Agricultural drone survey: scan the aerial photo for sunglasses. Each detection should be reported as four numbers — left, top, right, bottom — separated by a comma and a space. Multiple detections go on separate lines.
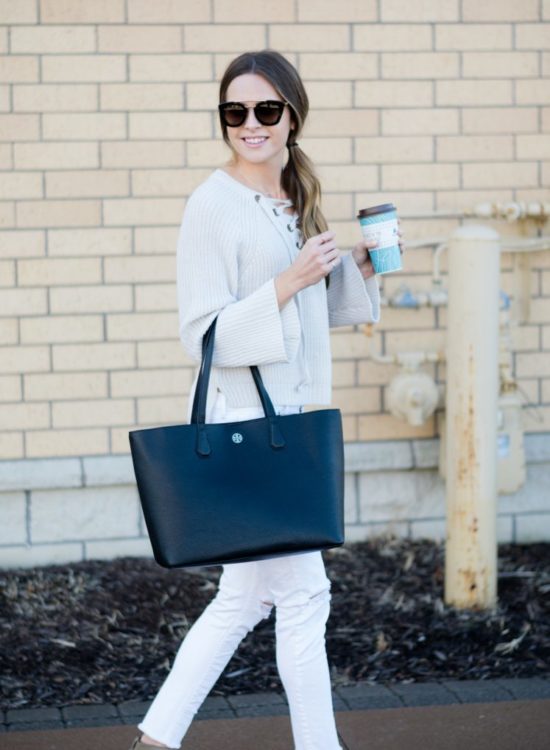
218, 100, 289, 128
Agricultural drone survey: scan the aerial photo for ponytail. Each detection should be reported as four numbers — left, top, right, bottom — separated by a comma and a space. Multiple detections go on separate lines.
282, 141, 328, 241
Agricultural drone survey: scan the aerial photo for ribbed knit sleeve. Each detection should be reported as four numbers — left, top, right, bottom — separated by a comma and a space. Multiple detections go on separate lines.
327, 252, 381, 327
177, 185, 301, 367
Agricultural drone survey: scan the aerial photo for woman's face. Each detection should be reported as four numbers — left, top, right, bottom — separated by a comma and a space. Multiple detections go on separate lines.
223, 73, 293, 170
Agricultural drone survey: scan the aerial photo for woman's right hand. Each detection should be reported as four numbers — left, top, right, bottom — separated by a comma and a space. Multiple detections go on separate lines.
275, 231, 341, 309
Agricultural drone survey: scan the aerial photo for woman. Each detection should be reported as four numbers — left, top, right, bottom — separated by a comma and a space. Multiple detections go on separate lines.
131, 50, 397, 750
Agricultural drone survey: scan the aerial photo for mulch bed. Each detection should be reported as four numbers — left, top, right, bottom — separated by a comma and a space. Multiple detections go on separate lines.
1, 538, 549, 709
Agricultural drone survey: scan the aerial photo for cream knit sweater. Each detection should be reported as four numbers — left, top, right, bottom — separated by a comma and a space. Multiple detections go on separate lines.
177, 168, 380, 408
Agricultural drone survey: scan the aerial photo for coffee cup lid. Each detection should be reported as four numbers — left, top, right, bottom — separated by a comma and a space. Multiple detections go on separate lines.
357, 203, 396, 219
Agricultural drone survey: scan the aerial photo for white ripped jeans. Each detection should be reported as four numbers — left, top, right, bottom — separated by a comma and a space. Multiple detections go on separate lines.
138, 391, 342, 750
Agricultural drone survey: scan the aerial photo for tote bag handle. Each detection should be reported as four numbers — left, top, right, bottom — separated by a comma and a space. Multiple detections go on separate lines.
190, 317, 285, 456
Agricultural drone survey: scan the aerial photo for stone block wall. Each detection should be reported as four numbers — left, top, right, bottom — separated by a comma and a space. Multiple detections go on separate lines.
1, 1, 549, 565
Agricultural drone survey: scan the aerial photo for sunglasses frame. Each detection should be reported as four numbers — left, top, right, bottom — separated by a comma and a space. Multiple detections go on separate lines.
218, 100, 290, 128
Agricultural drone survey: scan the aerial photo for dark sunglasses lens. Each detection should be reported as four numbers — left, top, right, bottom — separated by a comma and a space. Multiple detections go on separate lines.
255, 102, 284, 125
220, 104, 246, 127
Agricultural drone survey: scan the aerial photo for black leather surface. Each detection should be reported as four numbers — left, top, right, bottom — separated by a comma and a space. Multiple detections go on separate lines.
129, 318, 345, 568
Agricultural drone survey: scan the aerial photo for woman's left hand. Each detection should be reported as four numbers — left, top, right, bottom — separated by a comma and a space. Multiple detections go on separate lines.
352, 220, 405, 278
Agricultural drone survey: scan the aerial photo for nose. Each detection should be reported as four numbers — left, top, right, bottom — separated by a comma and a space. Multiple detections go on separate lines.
243, 106, 260, 128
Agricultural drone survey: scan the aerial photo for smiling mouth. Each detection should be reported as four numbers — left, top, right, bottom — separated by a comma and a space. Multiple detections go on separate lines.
242, 137, 268, 145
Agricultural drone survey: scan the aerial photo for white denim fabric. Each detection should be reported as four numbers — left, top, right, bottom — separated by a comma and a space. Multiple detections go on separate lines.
137, 391, 342, 750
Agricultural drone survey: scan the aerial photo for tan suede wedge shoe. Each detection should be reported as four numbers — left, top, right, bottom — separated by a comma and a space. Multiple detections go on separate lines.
128, 737, 174, 750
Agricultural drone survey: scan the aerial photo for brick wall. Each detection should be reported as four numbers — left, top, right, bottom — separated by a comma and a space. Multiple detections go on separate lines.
1, 1, 549, 565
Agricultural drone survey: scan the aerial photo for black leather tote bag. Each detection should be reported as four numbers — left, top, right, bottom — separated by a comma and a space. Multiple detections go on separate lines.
129, 317, 345, 568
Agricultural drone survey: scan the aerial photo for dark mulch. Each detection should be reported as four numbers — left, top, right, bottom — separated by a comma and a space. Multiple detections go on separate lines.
0, 538, 549, 710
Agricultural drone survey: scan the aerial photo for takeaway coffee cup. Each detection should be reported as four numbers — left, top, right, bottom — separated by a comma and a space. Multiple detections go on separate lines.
357, 203, 401, 274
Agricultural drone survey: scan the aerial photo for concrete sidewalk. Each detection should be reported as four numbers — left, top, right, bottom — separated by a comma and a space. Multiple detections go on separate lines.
1, 679, 549, 750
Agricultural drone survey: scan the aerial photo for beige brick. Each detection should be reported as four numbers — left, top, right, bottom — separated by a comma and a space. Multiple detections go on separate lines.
18, 257, 101, 287
437, 135, 513, 162
358, 359, 399, 386
0, 375, 21, 401
517, 353, 550, 378
320, 193, 354, 221
98, 25, 181, 54
435, 23, 512, 50
53, 342, 135, 372
318, 164, 377, 192
102, 140, 185, 168
383, 163, 459, 191
0, 431, 24, 458
378, 307, 436, 331
27, 428, 108, 457
383, 52, 459, 80
110, 425, 139, 453
135, 284, 178, 312
25, 372, 107, 401
14, 84, 97, 113
299, 138, 352, 165
327, 221, 360, 247
436, 80, 512, 107
16, 200, 100, 227
104, 255, 174, 283
516, 80, 550, 106
356, 80, 432, 108
509, 324, 540, 352
0, 143, 11, 167
137, 395, 188, 424
20, 315, 103, 344
137, 340, 193, 368
299, 0, 375, 21
0, 259, 15, 286
0, 201, 15, 228
128, 0, 211, 22
0, 172, 42, 201
0, 55, 39, 83
544, 53, 550, 77
463, 0, 539, 21
186, 24, 266, 52
42, 54, 126, 82
0, 402, 49, 430
3, 288, 47, 315
186, 138, 235, 167
305, 81, 354, 110
543, 108, 550, 132
330, 331, 371, 359
187, 81, 223, 110
341, 415, 357, 441
356, 136, 432, 164
528, 298, 550, 323
43, 113, 126, 140
50, 285, 133, 314
14, 142, 98, 169
331, 361, 356, 388
543, 273, 550, 295
0, 0, 37, 22
545, 0, 550, 20
517, 135, 550, 161
111, 367, 193, 398
131, 168, 210, 197
213, 52, 298, 81
0, 84, 8, 111
382, 0, 458, 21
463, 52, 539, 78
130, 53, 212, 82
11, 26, 96, 53
0, 114, 40, 142
462, 107, 538, 134
48, 228, 131, 257
215, 0, 293, 22
332, 386, 381, 414
53, 398, 134, 428
107, 311, 178, 341
385, 330, 446, 354
1, 230, 45, 258
0, 319, 17, 345
543, 379, 550, 403
41, 0, 124, 23
135, 226, 179, 255
300, 53, 376, 81
463, 162, 538, 189
129, 111, 210, 139
382, 108, 458, 136
359, 413, 435, 440
101, 83, 183, 111
354, 24, 432, 51
269, 25, 349, 52
103, 197, 184, 226
46, 170, 129, 199
0, 28, 6, 54
305, 109, 378, 138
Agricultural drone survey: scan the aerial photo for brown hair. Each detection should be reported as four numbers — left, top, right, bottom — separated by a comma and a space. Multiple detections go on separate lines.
218, 50, 328, 242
